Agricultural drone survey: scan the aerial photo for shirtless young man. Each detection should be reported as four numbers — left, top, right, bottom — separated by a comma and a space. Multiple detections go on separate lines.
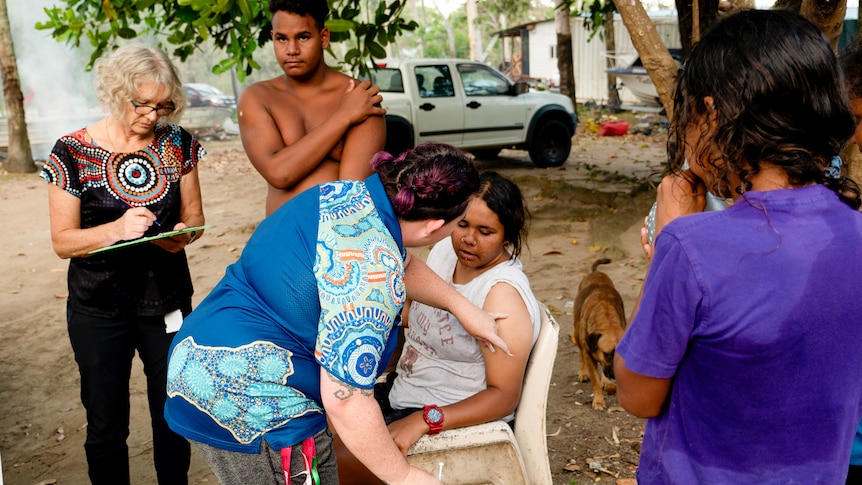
239, 0, 387, 215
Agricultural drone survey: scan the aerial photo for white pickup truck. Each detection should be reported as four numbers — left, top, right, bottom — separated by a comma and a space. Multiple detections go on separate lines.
372, 59, 578, 167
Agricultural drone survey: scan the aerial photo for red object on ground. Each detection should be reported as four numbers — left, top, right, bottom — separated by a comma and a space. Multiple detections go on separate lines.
599, 120, 628, 136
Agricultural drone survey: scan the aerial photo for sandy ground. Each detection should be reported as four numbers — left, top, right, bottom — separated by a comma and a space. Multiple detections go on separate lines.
0, 121, 668, 485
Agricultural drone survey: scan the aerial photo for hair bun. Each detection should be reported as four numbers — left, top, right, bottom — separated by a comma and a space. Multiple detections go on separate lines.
370, 151, 395, 171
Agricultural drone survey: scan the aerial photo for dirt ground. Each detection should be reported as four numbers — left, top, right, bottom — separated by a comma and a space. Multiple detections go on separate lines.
0, 115, 668, 485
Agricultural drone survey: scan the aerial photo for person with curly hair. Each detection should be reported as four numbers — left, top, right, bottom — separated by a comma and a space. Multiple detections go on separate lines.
41, 44, 206, 484
615, 10, 862, 484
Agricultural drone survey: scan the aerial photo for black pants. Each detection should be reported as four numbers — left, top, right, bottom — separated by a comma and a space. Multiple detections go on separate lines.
848, 465, 862, 484
373, 372, 421, 424
68, 310, 190, 485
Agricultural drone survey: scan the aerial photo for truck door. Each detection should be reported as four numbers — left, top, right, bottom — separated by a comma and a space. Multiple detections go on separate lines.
456, 63, 528, 148
411, 65, 464, 146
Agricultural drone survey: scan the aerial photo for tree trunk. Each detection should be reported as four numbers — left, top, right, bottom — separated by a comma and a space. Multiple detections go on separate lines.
857, 21, 862, 195
615, 0, 678, 116
230, 65, 241, 102
0, 0, 34, 173
800, 0, 846, 50
675, 0, 719, 58
435, 5, 457, 58
857, 4, 861, 40
604, 11, 620, 109
799, 0, 851, 178
773, 0, 803, 11
718, 0, 755, 16
466, 0, 479, 61
555, 0, 576, 106
841, 145, 862, 187
691, 0, 700, 43
414, 0, 426, 57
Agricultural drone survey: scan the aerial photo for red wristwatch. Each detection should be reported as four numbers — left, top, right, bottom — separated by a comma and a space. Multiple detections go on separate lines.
423, 404, 444, 435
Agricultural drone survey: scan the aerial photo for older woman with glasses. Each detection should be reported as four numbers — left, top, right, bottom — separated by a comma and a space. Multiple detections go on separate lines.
40, 44, 206, 484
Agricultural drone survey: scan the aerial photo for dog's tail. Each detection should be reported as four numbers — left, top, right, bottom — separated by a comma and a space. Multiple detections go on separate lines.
591, 258, 612, 272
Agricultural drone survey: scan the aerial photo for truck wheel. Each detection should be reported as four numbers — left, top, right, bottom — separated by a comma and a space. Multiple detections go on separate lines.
471, 148, 502, 160
384, 123, 413, 157
529, 120, 571, 168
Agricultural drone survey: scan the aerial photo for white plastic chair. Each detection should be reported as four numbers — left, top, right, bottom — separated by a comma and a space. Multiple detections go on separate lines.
406, 304, 560, 485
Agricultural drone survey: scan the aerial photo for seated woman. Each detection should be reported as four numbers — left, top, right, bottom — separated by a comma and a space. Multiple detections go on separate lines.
337, 171, 541, 483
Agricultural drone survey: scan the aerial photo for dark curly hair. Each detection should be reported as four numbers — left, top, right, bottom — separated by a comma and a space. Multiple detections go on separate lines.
371, 143, 479, 223
840, 36, 862, 100
269, 0, 329, 30
474, 171, 530, 261
669, 9, 860, 209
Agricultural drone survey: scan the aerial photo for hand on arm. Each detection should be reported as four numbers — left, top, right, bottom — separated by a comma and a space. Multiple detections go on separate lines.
238, 79, 386, 192
337, 80, 387, 127
388, 283, 534, 453
48, 184, 157, 258
337, 95, 385, 182
320, 369, 441, 485
403, 255, 511, 355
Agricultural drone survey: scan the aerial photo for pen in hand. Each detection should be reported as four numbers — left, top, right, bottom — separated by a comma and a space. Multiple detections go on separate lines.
119, 199, 160, 227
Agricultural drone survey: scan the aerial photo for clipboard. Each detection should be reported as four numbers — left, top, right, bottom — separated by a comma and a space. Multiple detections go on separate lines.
88, 225, 212, 254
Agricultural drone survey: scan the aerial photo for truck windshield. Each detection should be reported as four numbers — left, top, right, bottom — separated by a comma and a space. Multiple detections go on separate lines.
367, 68, 404, 93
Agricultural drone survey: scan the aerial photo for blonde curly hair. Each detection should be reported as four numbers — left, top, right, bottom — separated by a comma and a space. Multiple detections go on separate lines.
94, 44, 187, 125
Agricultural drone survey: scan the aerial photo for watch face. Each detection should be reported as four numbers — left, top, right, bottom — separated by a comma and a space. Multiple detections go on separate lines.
426, 407, 443, 424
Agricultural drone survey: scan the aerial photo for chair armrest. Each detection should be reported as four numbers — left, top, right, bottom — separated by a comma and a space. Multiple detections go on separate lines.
407, 421, 516, 455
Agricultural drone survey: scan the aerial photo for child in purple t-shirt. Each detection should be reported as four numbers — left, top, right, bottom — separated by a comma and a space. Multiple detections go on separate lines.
839, 33, 862, 485
615, 9, 862, 484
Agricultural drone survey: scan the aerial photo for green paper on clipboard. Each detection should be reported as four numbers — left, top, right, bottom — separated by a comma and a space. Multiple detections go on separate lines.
88, 225, 212, 254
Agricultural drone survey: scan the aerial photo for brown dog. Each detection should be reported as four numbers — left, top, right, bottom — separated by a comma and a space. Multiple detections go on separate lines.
571, 258, 626, 410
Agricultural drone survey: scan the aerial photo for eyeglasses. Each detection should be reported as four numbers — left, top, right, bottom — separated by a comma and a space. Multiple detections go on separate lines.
130, 100, 176, 116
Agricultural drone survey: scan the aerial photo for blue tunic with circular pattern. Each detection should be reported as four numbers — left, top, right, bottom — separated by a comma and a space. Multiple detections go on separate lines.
165, 176, 404, 453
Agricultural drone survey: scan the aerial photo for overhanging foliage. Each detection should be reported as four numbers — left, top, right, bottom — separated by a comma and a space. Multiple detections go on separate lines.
35, 0, 418, 79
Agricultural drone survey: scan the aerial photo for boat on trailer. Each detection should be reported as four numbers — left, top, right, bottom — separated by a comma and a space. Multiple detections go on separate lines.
605, 49, 682, 108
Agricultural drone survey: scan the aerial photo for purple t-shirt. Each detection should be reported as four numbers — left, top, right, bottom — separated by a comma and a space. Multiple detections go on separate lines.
618, 184, 862, 484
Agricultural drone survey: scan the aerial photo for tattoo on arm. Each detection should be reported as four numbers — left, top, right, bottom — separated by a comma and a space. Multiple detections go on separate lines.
326, 372, 374, 400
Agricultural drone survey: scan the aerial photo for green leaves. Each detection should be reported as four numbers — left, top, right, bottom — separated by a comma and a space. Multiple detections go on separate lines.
117, 27, 137, 39
325, 19, 356, 32
37, 0, 413, 77
573, 0, 618, 41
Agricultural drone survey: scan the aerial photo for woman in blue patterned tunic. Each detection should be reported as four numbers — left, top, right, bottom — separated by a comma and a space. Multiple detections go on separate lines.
41, 45, 205, 483
165, 143, 505, 485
